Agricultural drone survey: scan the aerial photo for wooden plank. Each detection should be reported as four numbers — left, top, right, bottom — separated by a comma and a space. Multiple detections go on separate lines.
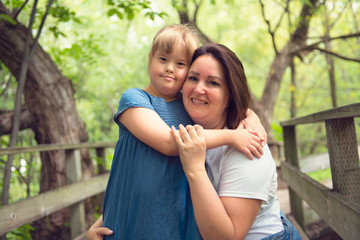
325, 118, 360, 205
282, 125, 305, 227
0, 173, 109, 235
66, 149, 86, 239
281, 102, 360, 127
282, 126, 299, 168
281, 162, 360, 239
0, 142, 116, 156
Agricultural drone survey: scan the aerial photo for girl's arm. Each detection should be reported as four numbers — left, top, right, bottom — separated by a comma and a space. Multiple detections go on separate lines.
171, 125, 262, 239
119, 107, 263, 159
87, 215, 113, 240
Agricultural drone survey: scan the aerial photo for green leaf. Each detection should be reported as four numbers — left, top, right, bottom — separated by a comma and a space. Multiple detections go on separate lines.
0, 14, 17, 25
107, 8, 123, 19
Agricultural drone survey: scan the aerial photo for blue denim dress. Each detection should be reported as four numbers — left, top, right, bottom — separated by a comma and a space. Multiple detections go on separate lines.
102, 89, 201, 240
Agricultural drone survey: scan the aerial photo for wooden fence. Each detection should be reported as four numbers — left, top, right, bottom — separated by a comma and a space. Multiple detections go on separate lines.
280, 102, 360, 239
1, 103, 360, 239
0, 142, 115, 239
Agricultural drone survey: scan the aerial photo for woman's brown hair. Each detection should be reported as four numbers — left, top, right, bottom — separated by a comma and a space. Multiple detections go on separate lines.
190, 43, 252, 129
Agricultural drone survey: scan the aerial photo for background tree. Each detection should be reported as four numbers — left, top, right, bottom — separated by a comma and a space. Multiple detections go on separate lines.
0, 1, 94, 238
0, 0, 165, 239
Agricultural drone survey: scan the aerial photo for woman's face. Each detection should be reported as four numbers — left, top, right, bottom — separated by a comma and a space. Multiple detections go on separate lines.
182, 54, 230, 129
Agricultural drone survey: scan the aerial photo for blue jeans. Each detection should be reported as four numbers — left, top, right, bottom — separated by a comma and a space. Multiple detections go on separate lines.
261, 211, 302, 240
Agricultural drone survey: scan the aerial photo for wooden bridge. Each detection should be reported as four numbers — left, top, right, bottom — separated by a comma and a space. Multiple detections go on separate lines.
1, 103, 359, 239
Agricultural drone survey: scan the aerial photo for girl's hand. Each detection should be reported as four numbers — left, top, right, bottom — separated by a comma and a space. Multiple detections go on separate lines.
230, 129, 263, 160
87, 226, 113, 240
171, 124, 206, 174
239, 109, 267, 144
87, 215, 113, 240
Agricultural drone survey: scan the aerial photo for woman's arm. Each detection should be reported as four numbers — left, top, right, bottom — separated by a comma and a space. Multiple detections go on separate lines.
119, 107, 263, 158
171, 125, 262, 239
87, 215, 113, 240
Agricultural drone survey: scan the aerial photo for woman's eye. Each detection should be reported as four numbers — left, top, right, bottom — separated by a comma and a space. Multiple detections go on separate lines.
209, 81, 219, 86
188, 76, 198, 81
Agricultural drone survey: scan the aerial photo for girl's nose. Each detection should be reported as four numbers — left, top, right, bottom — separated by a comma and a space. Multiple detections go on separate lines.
165, 63, 174, 73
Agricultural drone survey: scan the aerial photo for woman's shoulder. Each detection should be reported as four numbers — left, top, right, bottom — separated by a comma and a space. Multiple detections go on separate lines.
224, 144, 274, 166
220, 144, 276, 181
218, 144, 277, 201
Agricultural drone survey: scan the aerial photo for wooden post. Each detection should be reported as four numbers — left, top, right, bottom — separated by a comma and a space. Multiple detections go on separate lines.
325, 118, 360, 205
96, 147, 107, 174
65, 149, 86, 239
282, 125, 305, 228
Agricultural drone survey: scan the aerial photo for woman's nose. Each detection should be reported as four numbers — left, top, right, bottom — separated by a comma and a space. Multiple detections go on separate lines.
194, 82, 205, 94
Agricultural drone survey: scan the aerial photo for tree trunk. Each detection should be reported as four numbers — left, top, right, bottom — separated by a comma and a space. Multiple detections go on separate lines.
253, 0, 319, 138
324, 6, 337, 108
0, 2, 94, 239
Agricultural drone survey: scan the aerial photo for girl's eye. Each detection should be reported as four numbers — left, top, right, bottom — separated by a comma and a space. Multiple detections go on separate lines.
159, 57, 166, 62
187, 76, 198, 81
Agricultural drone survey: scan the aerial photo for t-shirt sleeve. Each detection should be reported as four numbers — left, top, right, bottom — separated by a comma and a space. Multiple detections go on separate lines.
218, 144, 276, 202
113, 88, 155, 125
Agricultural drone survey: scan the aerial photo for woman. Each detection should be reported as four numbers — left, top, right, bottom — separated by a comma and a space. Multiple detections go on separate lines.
172, 43, 301, 239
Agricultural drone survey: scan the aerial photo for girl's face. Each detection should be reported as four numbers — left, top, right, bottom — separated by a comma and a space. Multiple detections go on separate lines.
147, 44, 189, 101
182, 54, 230, 129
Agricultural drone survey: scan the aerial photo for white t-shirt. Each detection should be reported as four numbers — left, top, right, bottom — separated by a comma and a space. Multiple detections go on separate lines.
206, 144, 284, 240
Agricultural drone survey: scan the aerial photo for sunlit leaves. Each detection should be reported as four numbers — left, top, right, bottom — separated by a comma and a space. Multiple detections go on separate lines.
145, 11, 167, 20
0, 14, 17, 25
107, 0, 167, 20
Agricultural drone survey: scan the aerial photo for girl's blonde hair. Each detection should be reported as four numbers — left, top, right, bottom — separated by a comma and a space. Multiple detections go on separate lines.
148, 24, 199, 64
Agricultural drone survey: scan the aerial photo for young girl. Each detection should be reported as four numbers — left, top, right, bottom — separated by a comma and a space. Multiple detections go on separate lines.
88, 25, 266, 240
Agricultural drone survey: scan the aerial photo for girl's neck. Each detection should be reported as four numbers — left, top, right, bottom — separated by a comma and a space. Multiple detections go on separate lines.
143, 85, 180, 102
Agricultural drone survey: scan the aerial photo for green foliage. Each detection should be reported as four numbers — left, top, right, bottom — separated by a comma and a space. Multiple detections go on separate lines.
271, 123, 283, 142
107, 0, 167, 20
0, 13, 17, 25
7, 224, 34, 240
39, 2, 81, 38
307, 168, 332, 182
3, 0, 24, 8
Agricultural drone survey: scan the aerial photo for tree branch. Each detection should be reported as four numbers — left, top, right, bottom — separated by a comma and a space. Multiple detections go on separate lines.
300, 32, 360, 52
13, 0, 29, 20
259, 0, 278, 54
314, 47, 360, 62
0, 107, 34, 136
29, 0, 55, 58
192, 0, 202, 25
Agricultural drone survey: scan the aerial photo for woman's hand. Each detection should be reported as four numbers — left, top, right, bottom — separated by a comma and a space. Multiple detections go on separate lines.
87, 215, 113, 240
171, 124, 207, 174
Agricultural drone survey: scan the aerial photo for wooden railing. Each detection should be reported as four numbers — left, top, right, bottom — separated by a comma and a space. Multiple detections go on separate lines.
280, 103, 360, 239
0, 142, 116, 239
